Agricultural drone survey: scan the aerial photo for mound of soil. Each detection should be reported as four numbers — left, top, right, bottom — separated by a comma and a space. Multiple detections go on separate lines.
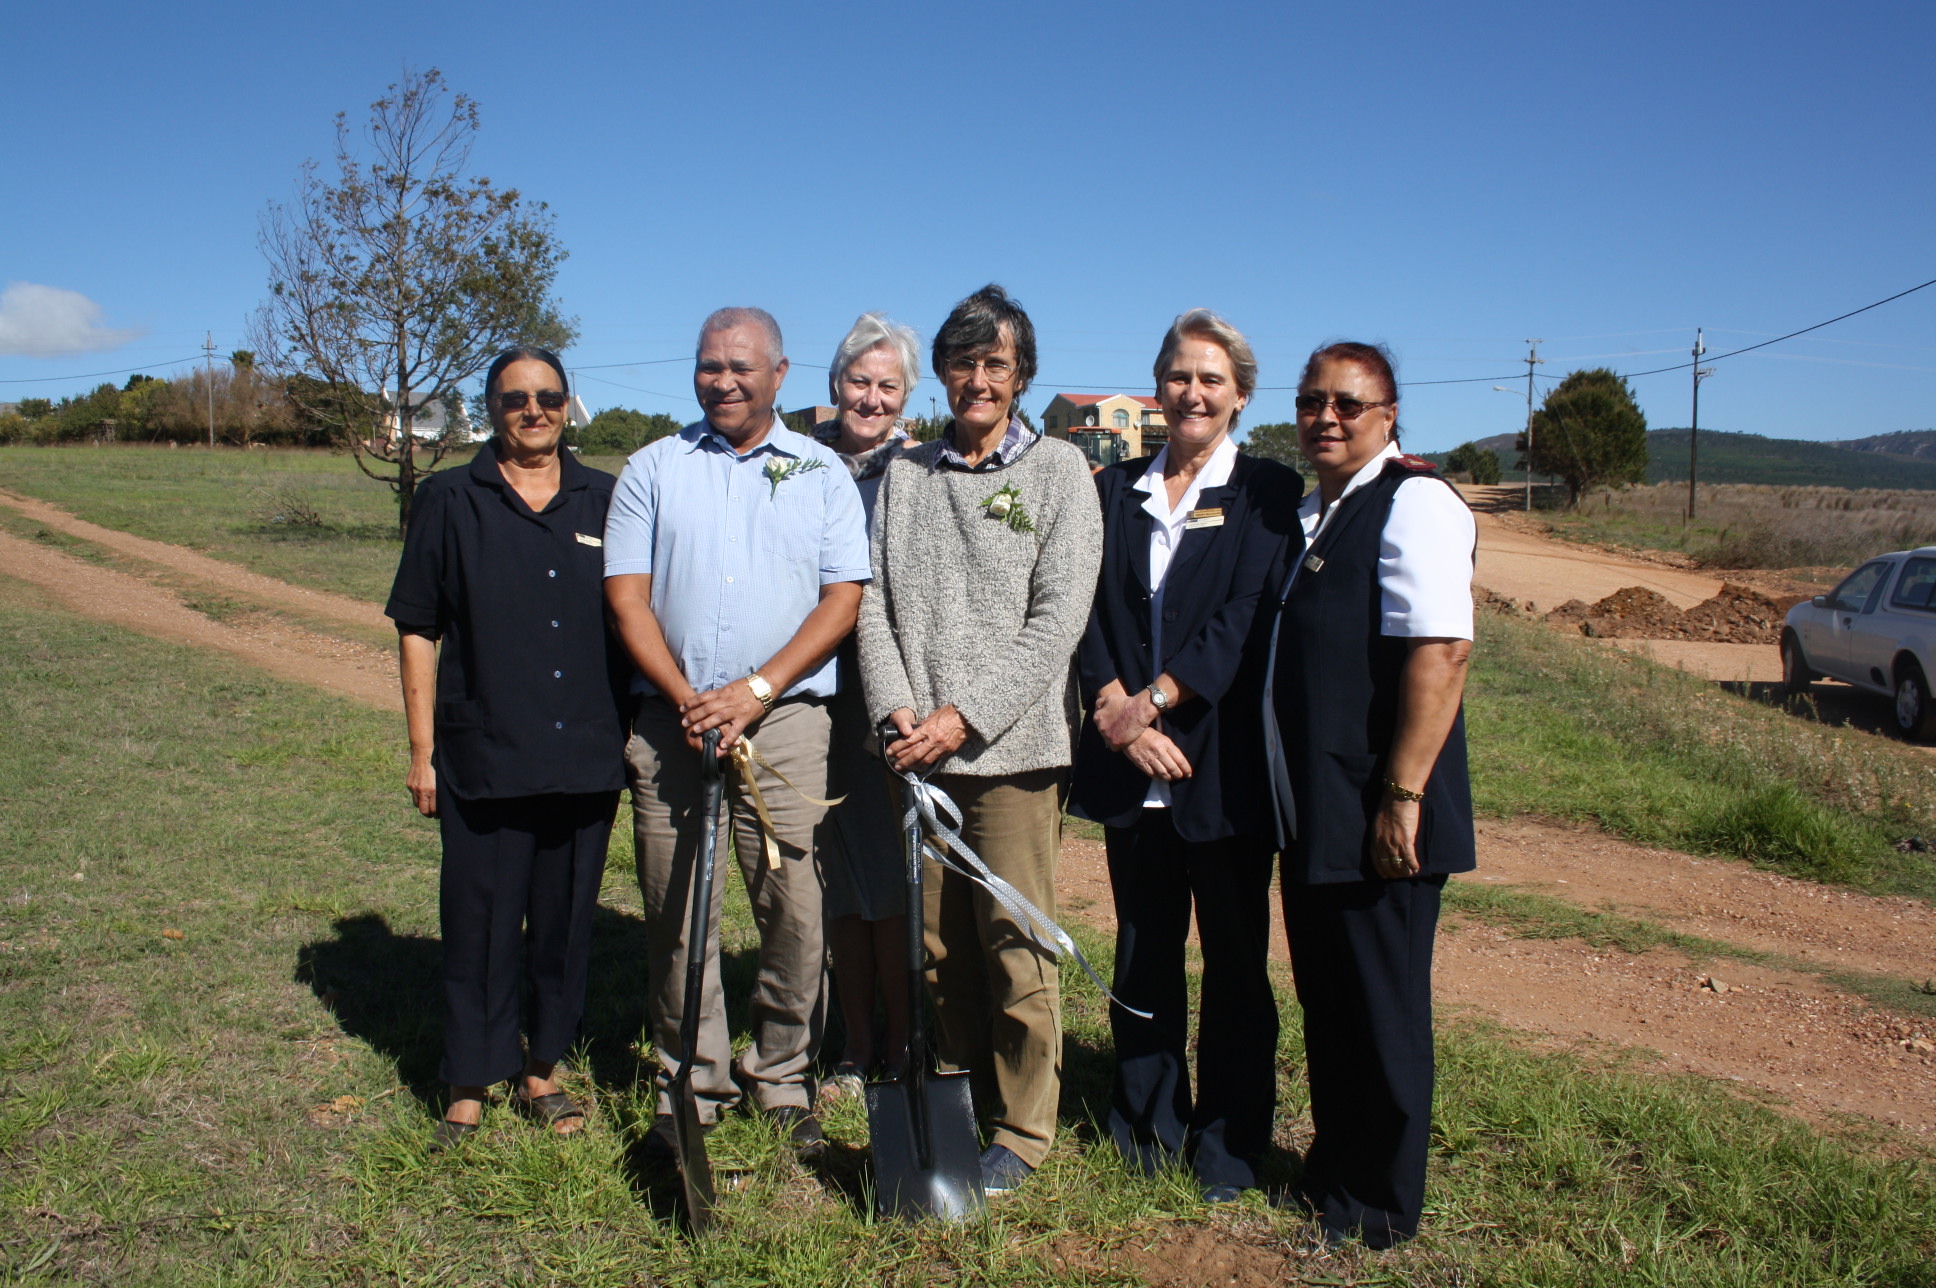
1545, 598, 1593, 626
1682, 583, 1786, 643
1544, 583, 1784, 644
1575, 586, 1687, 639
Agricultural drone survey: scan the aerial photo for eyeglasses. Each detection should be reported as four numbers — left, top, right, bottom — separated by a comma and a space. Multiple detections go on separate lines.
496, 389, 568, 412
945, 356, 1017, 384
1294, 393, 1391, 421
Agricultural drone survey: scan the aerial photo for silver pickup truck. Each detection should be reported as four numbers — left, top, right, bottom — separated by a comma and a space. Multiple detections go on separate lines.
1782, 547, 1936, 740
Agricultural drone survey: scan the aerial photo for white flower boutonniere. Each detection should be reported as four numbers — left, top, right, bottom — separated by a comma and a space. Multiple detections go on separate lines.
981, 483, 1035, 533
763, 455, 826, 499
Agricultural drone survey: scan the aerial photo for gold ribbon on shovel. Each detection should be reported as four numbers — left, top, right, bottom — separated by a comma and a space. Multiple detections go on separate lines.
727, 736, 844, 869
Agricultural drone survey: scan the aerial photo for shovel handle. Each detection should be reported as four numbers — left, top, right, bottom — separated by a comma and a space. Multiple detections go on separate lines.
701, 727, 722, 777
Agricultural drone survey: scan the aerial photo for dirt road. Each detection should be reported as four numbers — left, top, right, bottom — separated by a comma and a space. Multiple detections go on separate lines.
1454, 487, 1783, 683
1061, 824, 1936, 1140
0, 488, 388, 635
0, 521, 399, 711
0, 492, 1930, 1140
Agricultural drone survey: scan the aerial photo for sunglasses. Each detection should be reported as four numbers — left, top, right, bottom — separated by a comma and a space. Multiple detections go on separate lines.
1294, 393, 1391, 421
496, 389, 568, 411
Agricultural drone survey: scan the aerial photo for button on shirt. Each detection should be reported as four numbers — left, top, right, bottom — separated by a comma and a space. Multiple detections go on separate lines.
1132, 435, 1239, 807
383, 440, 628, 800
603, 418, 871, 699
1291, 441, 1476, 640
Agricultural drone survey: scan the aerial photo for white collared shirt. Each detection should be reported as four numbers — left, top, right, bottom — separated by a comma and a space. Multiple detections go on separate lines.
1131, 435, 1239, 806
1291, 441, 1476, 640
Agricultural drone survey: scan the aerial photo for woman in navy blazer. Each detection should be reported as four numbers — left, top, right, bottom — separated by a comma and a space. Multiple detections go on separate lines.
1071, 310, 1301, 1199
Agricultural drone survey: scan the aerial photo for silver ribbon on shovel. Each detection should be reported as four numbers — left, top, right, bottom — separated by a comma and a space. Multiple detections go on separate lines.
894, 769, 1152, 1021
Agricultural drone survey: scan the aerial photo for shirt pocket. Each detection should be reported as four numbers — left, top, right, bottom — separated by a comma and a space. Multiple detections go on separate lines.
760, 487, 823, 560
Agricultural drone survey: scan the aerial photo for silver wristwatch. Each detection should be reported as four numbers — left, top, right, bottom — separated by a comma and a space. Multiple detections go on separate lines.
1145, 683, 1171, 711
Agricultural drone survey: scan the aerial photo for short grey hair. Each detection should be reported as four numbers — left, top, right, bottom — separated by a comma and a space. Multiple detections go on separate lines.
829, 312, 921, 402
1153, 308, 1258, 430
697, 306, 784, 366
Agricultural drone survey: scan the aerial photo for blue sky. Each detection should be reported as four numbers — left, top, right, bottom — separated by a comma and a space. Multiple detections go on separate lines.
4, 0, 1932, 452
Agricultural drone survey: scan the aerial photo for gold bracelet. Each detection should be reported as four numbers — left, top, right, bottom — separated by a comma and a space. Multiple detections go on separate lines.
745, 672, 776, 712
1384, 778, 1426, 803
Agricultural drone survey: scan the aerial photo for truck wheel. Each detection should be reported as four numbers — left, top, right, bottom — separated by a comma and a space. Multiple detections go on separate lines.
1780, 634, 1813, 700
1894, 661, 1936, 742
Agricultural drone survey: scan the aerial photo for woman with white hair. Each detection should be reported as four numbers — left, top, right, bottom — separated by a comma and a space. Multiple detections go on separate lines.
814, 312, 921, 1086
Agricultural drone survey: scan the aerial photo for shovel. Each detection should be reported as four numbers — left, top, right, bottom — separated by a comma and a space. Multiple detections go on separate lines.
865, 720, 985, 1221
670, 727, 725, 1232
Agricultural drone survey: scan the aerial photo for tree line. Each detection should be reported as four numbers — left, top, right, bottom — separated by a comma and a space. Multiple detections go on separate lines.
0, 354, 335, 447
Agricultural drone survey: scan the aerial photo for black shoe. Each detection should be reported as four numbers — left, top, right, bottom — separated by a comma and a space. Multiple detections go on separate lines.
430, 1118, 479, 1153
764, 1105, 827, 1157
979, 1143, 1033, 1194
642, 1113, 715, 1163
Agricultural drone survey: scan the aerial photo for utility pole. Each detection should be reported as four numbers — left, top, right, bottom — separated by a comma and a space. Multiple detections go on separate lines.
203, 331, 217, 449
1688, 329, 1715, 520
1522, 340, 1544, 511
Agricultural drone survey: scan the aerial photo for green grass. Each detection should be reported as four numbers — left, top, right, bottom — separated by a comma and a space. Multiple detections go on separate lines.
0, 445, 635, 605
1467, 607, 1936, 902
1, 581, 1935, 1282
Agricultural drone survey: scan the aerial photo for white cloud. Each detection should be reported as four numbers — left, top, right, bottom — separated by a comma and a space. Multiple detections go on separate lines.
0, 282, 144, 357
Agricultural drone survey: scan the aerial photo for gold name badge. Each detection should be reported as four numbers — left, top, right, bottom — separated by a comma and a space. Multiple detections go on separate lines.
1303, 553, 1325, 573
575, 533, 603, 547
1183, 507, 1225, 530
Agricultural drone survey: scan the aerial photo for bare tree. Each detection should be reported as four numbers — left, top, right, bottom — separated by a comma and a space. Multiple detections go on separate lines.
255, 68, 573, 535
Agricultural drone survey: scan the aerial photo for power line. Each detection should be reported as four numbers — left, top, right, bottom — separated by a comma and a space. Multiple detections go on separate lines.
572, 371, 693, 402
1604, 276, 1936, 381
0, 354, 210, 385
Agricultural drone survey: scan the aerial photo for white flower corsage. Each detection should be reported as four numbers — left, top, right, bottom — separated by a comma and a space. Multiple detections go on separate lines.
763, 455, 826, 498
981, 483, 1035, 533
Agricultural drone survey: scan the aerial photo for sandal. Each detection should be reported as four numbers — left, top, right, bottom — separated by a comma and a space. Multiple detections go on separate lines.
431, 1118, 480, 1152
518, 1090, 586, 1133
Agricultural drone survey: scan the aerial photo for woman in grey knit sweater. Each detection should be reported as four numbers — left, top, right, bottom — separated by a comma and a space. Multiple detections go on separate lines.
855, 284, 1102, 1194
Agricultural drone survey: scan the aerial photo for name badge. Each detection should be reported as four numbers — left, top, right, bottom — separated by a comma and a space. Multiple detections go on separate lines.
1183, 507, 1225, 530
1303, 553, 1325, 574
575, 532, 603, 547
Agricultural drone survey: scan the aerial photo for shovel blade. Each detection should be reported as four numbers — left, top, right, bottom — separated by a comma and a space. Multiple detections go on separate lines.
671, 1087, 716, 1231
864, 1071, 985, 1221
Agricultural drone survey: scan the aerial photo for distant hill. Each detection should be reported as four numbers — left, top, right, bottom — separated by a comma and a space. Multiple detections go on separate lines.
1835, 430, 1936, 462
1427, 428, 1936, 492
1645, 429, 1936, 489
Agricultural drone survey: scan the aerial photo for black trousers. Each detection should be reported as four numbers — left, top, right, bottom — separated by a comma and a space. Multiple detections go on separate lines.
1282, 873, 1445, 1248
438, 791, 619, 1087
1105, 812, 1278, 1188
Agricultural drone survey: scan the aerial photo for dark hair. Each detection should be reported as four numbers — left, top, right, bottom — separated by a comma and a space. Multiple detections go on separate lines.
485, 345, 569, 399
1299, 340, 1401, 443
932, 284, 1037, 397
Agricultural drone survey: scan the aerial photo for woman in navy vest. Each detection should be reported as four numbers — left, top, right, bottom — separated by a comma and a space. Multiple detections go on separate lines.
1072, 310, 1302, 1201
1261, 341, 1476, 1246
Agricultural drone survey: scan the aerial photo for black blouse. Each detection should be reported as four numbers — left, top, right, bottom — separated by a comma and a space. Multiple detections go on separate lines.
384, 440, 628, 800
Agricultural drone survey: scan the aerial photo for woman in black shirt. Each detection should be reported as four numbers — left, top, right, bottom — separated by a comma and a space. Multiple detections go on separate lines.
385, 346, 627, 1149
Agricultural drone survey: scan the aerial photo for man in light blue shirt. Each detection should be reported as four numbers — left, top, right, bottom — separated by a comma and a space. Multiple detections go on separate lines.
605, 307, 869, 1153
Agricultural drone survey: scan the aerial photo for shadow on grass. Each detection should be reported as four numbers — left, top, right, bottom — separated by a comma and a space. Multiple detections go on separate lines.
295, 905, 762, 1118
1722, 677, 1916, 745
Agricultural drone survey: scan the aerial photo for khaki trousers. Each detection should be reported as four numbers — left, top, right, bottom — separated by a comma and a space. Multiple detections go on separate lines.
924, 768, 1064, 1167
627, 697, 831, 1118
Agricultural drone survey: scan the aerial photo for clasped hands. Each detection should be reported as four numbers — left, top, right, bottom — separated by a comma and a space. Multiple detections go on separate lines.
678, 678, 767, 756
1092, 680, 1191, 783
884, 704, 969, 772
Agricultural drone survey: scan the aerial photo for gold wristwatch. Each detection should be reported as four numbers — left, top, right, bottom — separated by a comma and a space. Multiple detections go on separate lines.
745, 672, 776, 712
